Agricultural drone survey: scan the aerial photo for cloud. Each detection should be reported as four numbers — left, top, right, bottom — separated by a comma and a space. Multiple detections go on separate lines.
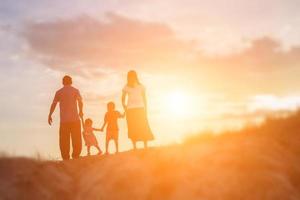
203, 37, 300, 72
22, 14, 300, 71
21, 14, 300, 96
22, 13, 193, 74
248, 95, 300, 111
191, 37, 300, 95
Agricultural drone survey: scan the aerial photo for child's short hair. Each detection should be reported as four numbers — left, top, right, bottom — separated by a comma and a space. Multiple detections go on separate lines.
85, 118, 93, 126
107, 101, 115, 110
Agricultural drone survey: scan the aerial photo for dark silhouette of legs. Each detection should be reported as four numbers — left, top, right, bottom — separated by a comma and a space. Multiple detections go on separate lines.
114, 140, 119, 153
87, 146, 91, 156
87, 145, 101, 156
59, 121, 81, 160
106, 139, 118, 154
132, 140, 137, 150
59, 123, 71, 160
144, 140, 148, 149
70, 121, 82, 159
95, 145, 102, 154
105, 139, 109, 154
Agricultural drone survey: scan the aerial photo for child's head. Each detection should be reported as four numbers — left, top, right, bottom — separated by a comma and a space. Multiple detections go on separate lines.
84, 118, 93, 127
107, 101, 115, 111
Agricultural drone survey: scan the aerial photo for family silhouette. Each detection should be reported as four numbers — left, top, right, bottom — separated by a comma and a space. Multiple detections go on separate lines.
48, 70, 154, 160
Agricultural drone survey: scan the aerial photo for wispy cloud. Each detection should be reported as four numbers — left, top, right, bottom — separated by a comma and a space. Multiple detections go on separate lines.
22, 13, 193, 75
22, 14, 300, 82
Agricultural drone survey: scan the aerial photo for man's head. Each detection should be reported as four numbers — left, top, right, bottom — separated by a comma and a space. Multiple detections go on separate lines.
62, 75, 72, 86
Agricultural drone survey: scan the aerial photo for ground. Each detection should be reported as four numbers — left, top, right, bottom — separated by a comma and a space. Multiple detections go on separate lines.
1, 112, 300, 200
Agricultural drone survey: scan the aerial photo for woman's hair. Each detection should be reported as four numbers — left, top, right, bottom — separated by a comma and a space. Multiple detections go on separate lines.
127, 70, 140, 87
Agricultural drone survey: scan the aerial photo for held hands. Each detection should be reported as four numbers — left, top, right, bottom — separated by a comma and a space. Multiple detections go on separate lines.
94, 127, 104, 132
121, 111, 126, 118
79, 111, 84, 118
123, 106, 127, 116
123, 105, 127, 112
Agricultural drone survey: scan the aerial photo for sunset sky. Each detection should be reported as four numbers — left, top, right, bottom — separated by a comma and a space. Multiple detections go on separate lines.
1, 0, 300, 158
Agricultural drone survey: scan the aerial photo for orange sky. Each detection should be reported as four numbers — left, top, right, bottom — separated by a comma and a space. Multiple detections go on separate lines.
1, 0, 300, 158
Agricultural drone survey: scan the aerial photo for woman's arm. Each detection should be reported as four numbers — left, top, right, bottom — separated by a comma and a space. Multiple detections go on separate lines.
119, 111, 126, 118
122, 91, 127, 111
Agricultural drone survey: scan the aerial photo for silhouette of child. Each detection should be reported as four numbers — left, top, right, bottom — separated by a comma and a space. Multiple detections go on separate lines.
82, 118, 102, 156
100, 102, 125, 154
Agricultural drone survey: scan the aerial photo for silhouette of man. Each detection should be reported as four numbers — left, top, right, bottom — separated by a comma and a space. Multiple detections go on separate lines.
48, 75, 83, 160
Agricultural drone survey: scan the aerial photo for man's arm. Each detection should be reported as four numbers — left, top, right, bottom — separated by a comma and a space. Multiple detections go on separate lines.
77, 90, 84, 118
48, 92, 59, 126
78, 99, 83, 118
48, 102, 57, 126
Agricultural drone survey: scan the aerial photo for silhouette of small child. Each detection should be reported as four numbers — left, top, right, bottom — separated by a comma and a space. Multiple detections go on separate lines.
100, 102, 125, 154
82, 118, 102, 156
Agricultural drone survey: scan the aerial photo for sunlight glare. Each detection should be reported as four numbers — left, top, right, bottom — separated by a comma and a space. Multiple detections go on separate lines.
165, 91, 191, 118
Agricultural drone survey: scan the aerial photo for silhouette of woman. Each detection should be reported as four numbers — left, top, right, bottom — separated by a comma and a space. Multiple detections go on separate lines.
122, 70, 154, 149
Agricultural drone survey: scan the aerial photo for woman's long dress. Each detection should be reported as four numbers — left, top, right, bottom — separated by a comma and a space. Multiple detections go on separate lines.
123, 84, 154, 141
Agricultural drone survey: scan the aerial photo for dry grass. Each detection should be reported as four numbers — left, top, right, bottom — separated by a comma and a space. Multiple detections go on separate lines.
1, 112, 300, 199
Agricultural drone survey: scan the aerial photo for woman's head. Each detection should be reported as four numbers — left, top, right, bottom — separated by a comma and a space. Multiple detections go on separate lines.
127, 70, 140, 87
85, 118, 93, 127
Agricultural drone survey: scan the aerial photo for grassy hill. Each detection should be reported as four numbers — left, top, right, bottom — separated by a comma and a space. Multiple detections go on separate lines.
1, 111, 300, 200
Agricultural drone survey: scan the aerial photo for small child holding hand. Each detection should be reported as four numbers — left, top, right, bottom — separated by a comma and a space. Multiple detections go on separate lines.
100, 102, 125, 154
81, 118, 102, 156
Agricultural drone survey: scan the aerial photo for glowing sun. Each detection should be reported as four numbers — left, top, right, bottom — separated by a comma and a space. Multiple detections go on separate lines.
165, 91, 190, 117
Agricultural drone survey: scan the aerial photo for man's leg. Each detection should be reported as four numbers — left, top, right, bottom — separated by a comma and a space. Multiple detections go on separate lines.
59, 123, 71, 160
70, 121, 82, 159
